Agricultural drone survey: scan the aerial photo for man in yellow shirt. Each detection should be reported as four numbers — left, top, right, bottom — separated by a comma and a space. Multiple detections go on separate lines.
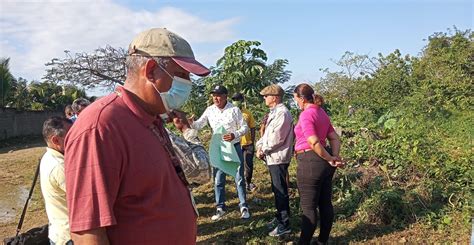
40, 116, 73, 245
231, 93, 257, 192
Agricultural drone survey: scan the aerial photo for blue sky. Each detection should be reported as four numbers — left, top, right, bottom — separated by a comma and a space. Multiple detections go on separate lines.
114, 0, 472, 84
0, 0, 472, 94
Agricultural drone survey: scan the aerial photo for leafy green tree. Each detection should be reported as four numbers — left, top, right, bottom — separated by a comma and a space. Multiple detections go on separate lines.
62, 84, 87, 101
411, 28, 473, 114
182, 77, 208, 116
194, 40, 292, 121
0, 58, 15, 107
315, 53, 375, 125
28, 81, 86, 111
212, 40, 267, 95
210, 40, 290, 97
315, 50, 414, 122
355, 50, 414, 117
263, 59, 292, 85
6, 77, 29, 110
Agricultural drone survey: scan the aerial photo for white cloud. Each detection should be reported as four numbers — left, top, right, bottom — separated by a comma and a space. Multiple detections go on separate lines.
0, 0, 238, 81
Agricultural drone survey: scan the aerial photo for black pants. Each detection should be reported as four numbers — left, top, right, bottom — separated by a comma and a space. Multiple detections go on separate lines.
296, 151, 336, 244
242, 144, 255, 185
268, 164, 290, 229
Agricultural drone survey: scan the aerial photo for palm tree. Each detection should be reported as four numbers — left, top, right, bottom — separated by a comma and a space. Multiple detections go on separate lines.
8, 77, 29, 110
0, 58, 15, 107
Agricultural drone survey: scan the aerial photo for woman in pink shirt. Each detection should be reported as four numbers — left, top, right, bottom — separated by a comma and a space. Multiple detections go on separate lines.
293, 83, 342, 245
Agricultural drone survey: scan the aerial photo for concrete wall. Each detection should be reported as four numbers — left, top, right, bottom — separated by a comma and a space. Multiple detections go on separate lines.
0, 109, 62, 140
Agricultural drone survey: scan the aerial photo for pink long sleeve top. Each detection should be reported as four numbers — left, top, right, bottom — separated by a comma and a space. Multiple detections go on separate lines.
294, 104, 335, 152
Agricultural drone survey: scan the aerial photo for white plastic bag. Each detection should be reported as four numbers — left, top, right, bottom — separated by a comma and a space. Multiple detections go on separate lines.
167, 129, 211, 185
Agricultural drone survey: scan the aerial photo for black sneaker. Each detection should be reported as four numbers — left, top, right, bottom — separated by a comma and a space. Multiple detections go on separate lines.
268, 226, 291, 237
266, 217, 278, 230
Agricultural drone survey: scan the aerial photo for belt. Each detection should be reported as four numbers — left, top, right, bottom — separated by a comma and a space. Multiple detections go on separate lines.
295, 149, 313, 155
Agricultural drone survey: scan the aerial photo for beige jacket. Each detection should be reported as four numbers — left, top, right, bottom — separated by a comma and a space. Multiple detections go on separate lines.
40, 148, 70, 244
256, 103, 294, 165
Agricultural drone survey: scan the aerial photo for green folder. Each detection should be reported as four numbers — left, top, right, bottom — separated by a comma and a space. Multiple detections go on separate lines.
209, 126, 240, 177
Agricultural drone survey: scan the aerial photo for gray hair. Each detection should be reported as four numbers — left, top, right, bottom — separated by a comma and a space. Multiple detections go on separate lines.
275, 95, 283, 104
72, 98, 91, 113
42, 116, 72, 143
125, 55, 170, 77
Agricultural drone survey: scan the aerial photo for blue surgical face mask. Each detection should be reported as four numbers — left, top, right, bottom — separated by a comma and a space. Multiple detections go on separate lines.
152, 67, 193, 112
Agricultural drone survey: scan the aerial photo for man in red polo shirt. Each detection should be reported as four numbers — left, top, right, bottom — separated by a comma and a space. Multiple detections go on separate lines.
64, 28, 210, 244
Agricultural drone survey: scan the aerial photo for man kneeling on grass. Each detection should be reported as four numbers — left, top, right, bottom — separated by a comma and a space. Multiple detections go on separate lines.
40, 116, 73, 245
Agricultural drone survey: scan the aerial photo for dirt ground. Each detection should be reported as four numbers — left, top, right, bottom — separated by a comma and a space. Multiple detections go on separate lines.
0, 137, 48, 237
0, 137, 471, 243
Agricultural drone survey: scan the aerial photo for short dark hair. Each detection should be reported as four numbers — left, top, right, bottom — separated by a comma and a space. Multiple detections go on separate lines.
72, 98, 91, 113
294, 83, 315, 103
231, 92, 244, 101
42, 116, 72, 143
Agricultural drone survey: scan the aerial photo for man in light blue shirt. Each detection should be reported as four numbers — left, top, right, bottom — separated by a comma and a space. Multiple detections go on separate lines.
191, 85, 250, 220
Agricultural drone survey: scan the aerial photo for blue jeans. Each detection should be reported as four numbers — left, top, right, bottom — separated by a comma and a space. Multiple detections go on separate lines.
213, 143, 247, 210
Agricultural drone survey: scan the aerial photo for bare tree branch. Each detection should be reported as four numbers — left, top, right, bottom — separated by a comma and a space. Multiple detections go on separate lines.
44, 45, 127, 90
330, 51, 380, 79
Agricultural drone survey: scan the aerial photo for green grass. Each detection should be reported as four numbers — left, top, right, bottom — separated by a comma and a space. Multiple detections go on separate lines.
195, 157, 471, 244
0, 138, 470, 243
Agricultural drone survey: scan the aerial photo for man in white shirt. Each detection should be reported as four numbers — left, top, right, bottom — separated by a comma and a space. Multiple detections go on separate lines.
40, 116, 73, 245
191, 85, 250, 220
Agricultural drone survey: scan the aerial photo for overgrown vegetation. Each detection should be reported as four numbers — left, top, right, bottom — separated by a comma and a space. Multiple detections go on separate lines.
188, 28, 472, 242
318, 28, 473, 233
